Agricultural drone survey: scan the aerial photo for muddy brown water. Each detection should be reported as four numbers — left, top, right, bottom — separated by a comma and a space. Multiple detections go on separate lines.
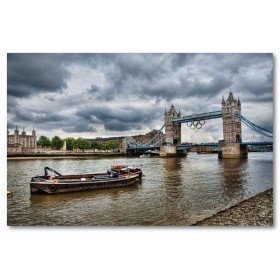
7, 152, 273, 226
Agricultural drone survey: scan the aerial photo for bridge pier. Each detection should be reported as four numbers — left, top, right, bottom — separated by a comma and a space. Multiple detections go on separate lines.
160, 145, 186, 157
218, 143, 248, 159
160, 145, 177, 157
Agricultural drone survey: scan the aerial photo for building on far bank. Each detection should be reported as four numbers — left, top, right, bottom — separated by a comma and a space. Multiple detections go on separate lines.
94, 136, 123, 146
132, 129, 164, 145
89, 129, 165, 148
7, 126, 37, 153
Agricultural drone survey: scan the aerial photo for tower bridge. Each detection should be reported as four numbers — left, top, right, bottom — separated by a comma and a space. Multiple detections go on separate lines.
125, 91, 273, 158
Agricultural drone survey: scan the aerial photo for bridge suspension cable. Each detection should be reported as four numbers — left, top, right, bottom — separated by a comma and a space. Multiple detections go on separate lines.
126, 124, 165, 148
150, 134, 165, 146
237, 114, 273, 138
125, 137, 145, 148
142, 124, 165, 146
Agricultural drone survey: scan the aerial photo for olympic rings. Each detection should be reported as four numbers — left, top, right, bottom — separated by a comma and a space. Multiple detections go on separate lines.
199, 119, 205, 125
196, 123, 202, 129
190, 124, 196, 130
186, 119, 206, 129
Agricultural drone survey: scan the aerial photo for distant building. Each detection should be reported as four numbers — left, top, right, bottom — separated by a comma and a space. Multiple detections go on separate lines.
94, 136, 124, 146
89, 129, 164, 148
7, 126, 37, 153
132, 129, 164, 145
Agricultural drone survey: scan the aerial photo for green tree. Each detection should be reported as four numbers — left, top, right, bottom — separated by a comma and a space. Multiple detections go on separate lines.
100, 143, 108, 150
74, 137, 90, 151
37, 135, 51, 147
90, 140, 99, 150
51, 136, 64, 150
106, 140, 120, 150
65, 137, 76, 150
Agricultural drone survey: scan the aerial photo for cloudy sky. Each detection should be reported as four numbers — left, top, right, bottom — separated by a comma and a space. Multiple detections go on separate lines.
7, 53, 273, 143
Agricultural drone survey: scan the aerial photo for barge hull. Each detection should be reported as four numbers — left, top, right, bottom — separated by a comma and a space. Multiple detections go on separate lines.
30, 176, 139, 194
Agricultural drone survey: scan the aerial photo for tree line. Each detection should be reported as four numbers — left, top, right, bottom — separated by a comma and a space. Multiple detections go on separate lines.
37, 136, 120, 151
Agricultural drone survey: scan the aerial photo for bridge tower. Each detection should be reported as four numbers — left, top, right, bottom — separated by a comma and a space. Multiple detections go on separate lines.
221, 91, 242, 143
160, 105, 183, 157
218, 91, 248, 158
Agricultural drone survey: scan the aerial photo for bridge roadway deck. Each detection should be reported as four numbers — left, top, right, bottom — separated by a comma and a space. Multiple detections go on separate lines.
172, 110, 222, 123
126, 146, 160, 151
127, 142, 273, 152
240, 141, 273, 146
177, 142, 273, 150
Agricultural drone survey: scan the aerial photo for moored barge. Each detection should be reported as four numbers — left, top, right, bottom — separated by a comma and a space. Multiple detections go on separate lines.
30, 167, 141, 194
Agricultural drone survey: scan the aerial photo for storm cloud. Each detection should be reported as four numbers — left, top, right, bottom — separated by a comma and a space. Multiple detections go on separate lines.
7, 54, 71, 98
7, 53, 273, 142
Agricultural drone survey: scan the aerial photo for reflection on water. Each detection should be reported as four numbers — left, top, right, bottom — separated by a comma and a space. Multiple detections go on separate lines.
7, 152, 273, 226
218, 158, 248, 205
162, 158, 188, 225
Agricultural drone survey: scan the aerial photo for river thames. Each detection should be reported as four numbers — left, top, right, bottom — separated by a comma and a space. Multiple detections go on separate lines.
7, 152, 273, 226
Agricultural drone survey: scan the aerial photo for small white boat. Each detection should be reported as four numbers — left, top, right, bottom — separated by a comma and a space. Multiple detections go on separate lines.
140, 154, 150, 158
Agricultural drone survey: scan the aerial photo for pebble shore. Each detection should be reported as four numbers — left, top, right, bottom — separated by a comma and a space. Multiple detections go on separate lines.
193, 188, 273, 226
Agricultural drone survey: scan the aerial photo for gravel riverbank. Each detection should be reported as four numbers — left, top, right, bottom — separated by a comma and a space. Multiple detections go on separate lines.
193, 188, 273, 226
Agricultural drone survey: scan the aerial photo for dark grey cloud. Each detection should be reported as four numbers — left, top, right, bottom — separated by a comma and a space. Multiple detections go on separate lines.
7, 53, 273, 141
170, 53, 195, 69
179, 74, 232, 99
63, 123, 97, 133
7, 54, 71, 98
9, 106, 64, 123
83, 53, 273, 104
88, 84, 99, 93
76, 104, 162, 132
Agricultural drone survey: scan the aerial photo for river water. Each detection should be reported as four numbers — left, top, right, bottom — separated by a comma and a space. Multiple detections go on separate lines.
7, 152, 273, 226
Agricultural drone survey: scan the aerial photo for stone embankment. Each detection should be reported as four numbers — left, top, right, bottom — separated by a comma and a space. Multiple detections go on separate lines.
193, 188, 273, 226
7, 152, 126, 160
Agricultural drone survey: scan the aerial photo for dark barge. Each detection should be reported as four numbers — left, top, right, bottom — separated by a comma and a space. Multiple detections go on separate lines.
30, 166, 142, 194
